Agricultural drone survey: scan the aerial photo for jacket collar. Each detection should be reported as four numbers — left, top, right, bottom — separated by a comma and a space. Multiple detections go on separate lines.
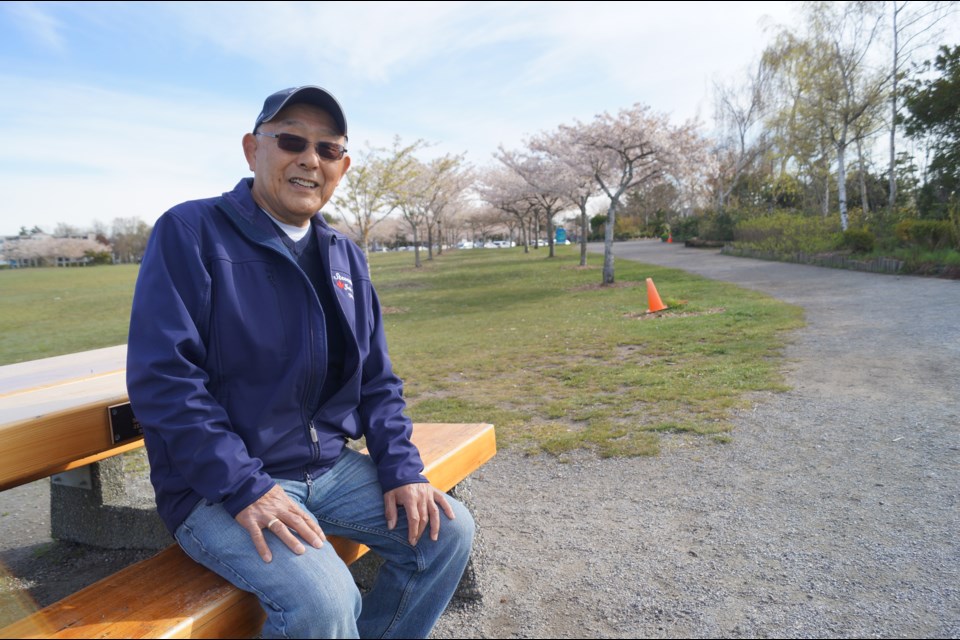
219, 178, 347, 251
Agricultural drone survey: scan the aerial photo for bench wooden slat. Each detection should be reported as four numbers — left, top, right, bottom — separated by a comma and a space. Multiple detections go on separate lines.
1, 422, 496, 639
413, 422, 498, 493
0, 347, 131, 491
0, 394, 132, 491
0, 372, 126, 419
56, 550, 254, 639
0, 345, 126, 396
1, 545, 214, 639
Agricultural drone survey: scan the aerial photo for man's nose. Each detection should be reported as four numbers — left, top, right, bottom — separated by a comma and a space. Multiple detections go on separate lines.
297, 146, 321, 169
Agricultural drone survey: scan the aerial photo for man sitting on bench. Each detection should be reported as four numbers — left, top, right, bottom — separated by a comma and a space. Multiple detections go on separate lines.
126, 85, 474, 639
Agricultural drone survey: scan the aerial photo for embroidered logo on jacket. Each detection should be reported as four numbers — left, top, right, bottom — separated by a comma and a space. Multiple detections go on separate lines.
333, 272, 354, 300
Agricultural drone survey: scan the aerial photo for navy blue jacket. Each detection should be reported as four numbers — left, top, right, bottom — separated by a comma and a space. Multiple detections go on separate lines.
127, 178, 426, 535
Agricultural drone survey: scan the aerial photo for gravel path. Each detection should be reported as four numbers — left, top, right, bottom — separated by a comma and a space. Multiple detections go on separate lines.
431, 240, 960, 639
2, 241, 958, 638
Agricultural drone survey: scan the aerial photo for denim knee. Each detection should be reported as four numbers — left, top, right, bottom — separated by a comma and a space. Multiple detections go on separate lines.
441, 498, 475, 559
262, 573, 362, 639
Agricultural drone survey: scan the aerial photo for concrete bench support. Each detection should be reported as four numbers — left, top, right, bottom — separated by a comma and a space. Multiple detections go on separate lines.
50, 455, 170, 550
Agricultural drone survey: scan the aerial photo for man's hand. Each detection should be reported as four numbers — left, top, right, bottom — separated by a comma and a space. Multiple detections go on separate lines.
235, 484, 326, 562
383, 482, 455, 546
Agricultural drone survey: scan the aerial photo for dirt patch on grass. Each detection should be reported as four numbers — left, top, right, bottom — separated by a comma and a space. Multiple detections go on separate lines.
624, 307, 726, 320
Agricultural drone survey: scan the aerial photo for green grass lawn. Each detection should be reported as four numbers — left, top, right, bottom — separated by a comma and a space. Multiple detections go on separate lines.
0, 264, 139, 364
0, 246, 803, 456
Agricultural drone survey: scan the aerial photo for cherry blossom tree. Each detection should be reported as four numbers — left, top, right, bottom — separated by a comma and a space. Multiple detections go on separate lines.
333, 136, 424, 259
422, 154, 472, 260
474, 166, 540, 253
527, 127, 599, 266
494, 145, 569, 258
392, 153, 472, 267
5, 234, 106, 267
393, 158, 431, 267
562, 104, 708, 284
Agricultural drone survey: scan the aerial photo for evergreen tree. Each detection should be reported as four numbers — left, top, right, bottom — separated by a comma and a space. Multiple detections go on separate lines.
902, 45, 960, 217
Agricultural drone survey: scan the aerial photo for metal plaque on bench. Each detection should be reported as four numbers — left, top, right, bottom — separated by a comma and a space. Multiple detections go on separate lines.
107, 402, 143, 444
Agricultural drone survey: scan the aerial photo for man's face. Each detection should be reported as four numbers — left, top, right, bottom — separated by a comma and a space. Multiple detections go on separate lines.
242, 103, 350, 227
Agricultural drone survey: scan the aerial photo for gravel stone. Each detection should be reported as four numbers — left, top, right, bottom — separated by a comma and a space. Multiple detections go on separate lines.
431, 240, 960, 639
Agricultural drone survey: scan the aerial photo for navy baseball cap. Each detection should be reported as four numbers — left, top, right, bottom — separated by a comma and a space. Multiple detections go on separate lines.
253, 86, 347, 137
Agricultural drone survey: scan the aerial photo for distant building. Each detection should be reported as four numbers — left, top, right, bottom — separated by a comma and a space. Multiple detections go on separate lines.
1, 231, 110, 268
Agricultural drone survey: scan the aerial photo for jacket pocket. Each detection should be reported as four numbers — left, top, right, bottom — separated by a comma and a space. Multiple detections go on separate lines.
210, 260, 292, 380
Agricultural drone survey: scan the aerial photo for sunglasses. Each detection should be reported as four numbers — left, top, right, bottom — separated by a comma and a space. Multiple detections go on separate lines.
255, 132, 347, 161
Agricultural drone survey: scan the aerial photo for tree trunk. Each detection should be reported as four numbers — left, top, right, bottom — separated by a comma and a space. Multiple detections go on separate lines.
427, 224, 435, 261
888, 2, 899, 210
413, 228, 422, 268
822, 165, 830, 218
856, 137, 869, 218
602, 201, 617, 285
837, 136, 849, 231
547, 215, 555, 258
361, 227, 371, 262
579, 204, 589, 267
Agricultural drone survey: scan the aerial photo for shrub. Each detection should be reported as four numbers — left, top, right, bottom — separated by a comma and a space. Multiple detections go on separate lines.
614, 215, 645, 240
698, 210, 738, 242
839, 228, 875, 254
895, 219, 958, 250
672, 216, 699, 241
589, 214, 607, 241
84, 250, 113, 265
898, 247, 960, 276
869, 207, 913, 252
733, 212, 841, 254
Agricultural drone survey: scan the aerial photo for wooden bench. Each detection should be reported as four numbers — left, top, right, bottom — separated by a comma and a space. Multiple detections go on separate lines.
0, 346, 496, 638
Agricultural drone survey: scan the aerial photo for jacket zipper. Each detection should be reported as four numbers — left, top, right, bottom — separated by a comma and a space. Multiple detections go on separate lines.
218, 200, 326, 474
217, 200, 367, 482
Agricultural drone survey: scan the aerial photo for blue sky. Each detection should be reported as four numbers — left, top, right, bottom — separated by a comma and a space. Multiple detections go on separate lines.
1, 1, 816, 236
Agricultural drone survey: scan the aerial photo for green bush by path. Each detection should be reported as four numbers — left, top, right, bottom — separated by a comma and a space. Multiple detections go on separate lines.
733, 211, 841, 254
0, 248, 803, 457
727, 209, 960, 276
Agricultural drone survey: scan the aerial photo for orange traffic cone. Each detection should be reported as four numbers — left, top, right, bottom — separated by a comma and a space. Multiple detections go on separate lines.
646, 278, 668, 313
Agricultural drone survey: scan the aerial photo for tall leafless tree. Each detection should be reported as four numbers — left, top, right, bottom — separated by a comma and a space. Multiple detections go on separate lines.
885, 0, 958, 209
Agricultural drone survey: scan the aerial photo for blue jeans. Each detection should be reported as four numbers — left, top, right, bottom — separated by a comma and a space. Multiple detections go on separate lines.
174, 448, 475, 639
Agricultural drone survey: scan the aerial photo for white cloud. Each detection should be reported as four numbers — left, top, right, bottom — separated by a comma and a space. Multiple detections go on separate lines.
0, 77, 251, 234
166, 1, 529, 82
4, 1, 67, 52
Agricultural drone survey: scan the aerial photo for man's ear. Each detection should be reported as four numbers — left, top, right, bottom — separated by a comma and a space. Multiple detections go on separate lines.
329, 154, 351, 191
242, 133, 258, 172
